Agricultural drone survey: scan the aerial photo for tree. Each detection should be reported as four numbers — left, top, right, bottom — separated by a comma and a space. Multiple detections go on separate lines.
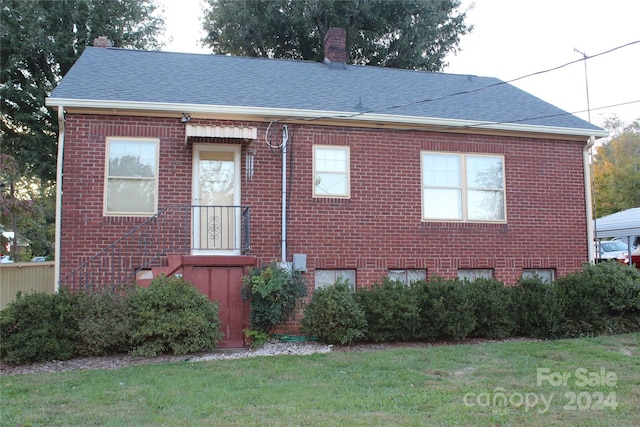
0, 154, 36, 260
202, 0, 471, 71
0, 0, 165, 183
592, 118, 640, 217
1, 0, 165, 259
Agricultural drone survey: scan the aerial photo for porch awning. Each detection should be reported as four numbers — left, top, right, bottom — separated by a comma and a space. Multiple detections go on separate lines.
185, 125, 258, 144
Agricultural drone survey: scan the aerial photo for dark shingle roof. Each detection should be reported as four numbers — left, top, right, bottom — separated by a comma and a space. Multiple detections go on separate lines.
48, 47, 604, 134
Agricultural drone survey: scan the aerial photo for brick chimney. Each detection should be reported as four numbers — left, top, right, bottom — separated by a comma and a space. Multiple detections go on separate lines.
323, 27, 347, 69
93, 36, 113, 48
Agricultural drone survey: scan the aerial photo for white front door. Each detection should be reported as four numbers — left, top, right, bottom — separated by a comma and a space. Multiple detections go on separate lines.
192, 144, 241, 254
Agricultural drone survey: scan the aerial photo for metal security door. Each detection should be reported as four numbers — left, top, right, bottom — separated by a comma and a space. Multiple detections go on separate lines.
193, 145, 241, 254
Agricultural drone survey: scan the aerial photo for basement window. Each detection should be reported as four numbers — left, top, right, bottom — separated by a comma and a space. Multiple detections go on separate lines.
388, 269, 426, 285
457, 269, 493, 281
104, 137, 159, 216
315, 269, 356, 291
522, 269, 555, 283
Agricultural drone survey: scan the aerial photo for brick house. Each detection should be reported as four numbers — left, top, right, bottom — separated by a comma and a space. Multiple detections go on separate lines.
46, 30, 607, 346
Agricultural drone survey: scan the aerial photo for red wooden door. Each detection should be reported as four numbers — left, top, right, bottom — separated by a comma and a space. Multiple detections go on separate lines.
189, 266, 245, 348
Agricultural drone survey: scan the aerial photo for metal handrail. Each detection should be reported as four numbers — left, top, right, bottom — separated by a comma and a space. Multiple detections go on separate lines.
58, 205, 250, 291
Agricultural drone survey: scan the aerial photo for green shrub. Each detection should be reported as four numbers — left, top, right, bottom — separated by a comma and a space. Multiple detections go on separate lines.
586, 262, 640, 314
241, 264, 307, 334
555, 262, 640, 323
512, 276, 566, 338
301, 279, 367, 345
355, 278, 420, 342
414, 277, 476, 341
75, 289, 132, 357
0, 290, 78, 364
127, 276, 223, 357
561, 315, 640, 338
555, 262, 640, 336
466, 278, 517, 339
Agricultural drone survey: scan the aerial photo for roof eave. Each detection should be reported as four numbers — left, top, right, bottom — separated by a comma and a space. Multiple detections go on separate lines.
45, 98, 609, 139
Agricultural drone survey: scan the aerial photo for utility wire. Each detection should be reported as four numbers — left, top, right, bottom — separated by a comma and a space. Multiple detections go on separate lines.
348, 39, 640, 119
461, 99, 640, 129
504, 40, 640, 86
278, 39, 640, 126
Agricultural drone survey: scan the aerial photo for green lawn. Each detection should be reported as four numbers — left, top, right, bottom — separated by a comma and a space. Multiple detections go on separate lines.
1, 334, 638, 426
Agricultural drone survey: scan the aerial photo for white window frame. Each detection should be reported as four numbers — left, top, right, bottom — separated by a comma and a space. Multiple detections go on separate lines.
522, 269, 555, 283
388, 269, 427, 285
313, 145, 350, 198
421, 152, 506, 222
457, 269, 494, 281
104, 137, 159, 216
315, 269, 356, 291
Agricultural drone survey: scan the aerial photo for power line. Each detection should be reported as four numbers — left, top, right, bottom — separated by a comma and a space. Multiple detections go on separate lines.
504, 40, 640, 86
461, 99, 640, 130
295, 39, 640, 124
362, 39, 640, 118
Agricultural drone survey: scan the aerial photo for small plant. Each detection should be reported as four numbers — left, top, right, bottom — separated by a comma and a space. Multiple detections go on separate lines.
243, 329, 270, 349
241, 264, 307, 334
127, 275, 223, 357
301, 279, 367, 345
0, 289, 78, 364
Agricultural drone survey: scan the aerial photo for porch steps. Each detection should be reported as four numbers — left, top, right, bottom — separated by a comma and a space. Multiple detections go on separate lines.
135, 254, 184, 287
135, 254, 257, 287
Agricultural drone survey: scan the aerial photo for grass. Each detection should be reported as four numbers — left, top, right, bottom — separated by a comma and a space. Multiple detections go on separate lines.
1, 333, 638, 426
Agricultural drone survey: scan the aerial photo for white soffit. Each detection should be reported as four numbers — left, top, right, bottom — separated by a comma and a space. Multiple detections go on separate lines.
185, 124, 257, 144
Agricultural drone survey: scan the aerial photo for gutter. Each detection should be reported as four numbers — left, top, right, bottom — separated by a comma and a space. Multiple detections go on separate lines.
583, 136, 598, 263
54, 107, 65, 291
45, 98, 609, 139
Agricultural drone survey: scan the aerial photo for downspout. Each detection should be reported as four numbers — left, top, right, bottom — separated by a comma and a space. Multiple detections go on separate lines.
583, 135, 597, 264
281, 126, 289, 265
54, 107, 65, 291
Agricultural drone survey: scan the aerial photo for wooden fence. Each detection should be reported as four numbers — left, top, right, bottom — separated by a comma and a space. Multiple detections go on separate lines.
0, 262, 56, 310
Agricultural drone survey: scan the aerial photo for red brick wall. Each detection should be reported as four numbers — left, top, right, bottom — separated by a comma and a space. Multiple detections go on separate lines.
256, 124, 589, 286
60, 114, 589, 288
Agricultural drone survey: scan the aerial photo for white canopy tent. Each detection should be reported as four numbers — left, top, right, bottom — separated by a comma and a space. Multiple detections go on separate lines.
595, 207, 640, 239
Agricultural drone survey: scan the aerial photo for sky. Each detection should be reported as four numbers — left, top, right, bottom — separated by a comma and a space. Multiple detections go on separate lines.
158, 0, 640, 126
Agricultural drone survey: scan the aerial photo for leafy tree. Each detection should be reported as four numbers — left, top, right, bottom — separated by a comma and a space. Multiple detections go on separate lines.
1, 0, 165, 183
202, 0, 471, 71
1, 0, 165, 258
0, 154, 36, 259
16, 181, 56, 260
592, 118, 640, 217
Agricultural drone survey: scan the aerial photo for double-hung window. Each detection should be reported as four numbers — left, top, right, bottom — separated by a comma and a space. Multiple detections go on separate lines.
313, 146, 350, 197
421, 152, 505, 222
105, 138, 159, 216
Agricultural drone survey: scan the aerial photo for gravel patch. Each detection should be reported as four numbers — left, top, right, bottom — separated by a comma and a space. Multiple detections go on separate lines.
0, 342, 332, 376
191, 341, 332, 362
